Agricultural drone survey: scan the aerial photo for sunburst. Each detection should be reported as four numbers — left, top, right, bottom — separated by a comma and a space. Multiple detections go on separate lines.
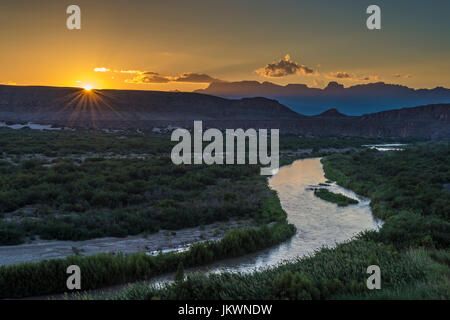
51, 87, 128, 128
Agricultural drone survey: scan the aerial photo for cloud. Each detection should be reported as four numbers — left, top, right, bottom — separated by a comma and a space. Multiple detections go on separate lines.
120, 70, 142, 74
326, 71, 353, 79
122, 70, 222, 84
255, 54, 314, 78
1, 81, 17, 85
313, 79, 325, 88
359, 75, 380, 81
126, 72, 170, 84
94, 67, 111, 72
393, 73, 412, 79
174, 73, 222, 83
326, 72, 380, 82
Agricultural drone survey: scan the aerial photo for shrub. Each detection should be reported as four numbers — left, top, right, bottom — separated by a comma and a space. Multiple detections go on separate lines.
275, 271, 320, 300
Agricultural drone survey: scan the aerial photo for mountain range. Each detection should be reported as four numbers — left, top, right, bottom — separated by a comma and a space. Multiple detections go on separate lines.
0, 85, 449, 138
195, 81, 450, 115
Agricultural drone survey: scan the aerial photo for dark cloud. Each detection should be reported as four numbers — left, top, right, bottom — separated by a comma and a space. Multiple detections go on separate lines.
174, 73, 222, 83
124, 71, 222, 84
359, 75, 380, 81
256, 54, 314, 78
326, 72, 381, 82
394, 73, 412, 79
138, 72, 171, 83
326, 71, 353, 79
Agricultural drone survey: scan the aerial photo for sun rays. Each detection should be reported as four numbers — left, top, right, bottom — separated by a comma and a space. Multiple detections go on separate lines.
52, 88, 128, 128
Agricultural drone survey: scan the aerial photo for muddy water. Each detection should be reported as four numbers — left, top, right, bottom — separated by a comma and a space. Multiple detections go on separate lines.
188, 158, 381, 274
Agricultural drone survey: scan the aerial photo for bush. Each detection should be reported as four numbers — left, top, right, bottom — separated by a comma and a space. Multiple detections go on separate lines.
275, 271, 320, 300
92, 239, 426, 300
378, 211, 450, 249
313, 189, 358, 206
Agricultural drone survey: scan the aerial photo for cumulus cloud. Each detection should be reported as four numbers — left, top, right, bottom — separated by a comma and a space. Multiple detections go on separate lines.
255, 54, 314, 78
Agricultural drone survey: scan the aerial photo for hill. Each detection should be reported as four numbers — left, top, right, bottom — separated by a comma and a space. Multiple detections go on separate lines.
0, 85, 301, 126
0, 85, 449, 138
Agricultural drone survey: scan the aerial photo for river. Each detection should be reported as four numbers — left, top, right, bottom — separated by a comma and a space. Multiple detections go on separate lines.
3, 158, 380, 272
171, 157, 382, 276
19, 157, 382, 298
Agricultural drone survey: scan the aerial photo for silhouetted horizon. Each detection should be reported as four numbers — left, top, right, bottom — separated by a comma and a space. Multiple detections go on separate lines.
196, 80, 450, 115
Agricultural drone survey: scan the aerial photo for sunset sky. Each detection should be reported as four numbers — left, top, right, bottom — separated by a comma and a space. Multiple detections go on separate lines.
1, 0, 449, 91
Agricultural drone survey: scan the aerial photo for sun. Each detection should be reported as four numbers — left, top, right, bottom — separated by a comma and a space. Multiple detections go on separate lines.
83, 85, 92, 91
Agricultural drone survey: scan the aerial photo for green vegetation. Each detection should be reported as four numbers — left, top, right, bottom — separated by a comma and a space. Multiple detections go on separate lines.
0, 127, 174, 156
278, 135, 419, 152
0, 157, 274, 244
0, 129, 391, 245
0, 127, 300, 298
83, 239, 449, 300
278, 135, 414, 167
174, 262, 184, 283
322, 142, 450, 249
0, 125, 291, 245
1, 127, 446, 299
87, 141, 449, 300
313, 189, 358, 206
0, 222, 295, 299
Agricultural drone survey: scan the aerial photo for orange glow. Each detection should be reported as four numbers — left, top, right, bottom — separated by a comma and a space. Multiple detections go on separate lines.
1, 2, 447, 91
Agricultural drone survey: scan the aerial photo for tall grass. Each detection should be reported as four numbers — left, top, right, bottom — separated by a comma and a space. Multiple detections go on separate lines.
85, 239, 429, 300
0, 222, 295, 299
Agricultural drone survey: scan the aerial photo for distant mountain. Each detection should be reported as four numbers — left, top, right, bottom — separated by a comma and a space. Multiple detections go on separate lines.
315, 108, 349, 118
0, 85, 449, 138
195, 81, 450, 115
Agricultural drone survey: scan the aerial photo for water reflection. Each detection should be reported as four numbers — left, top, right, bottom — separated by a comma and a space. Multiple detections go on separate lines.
192, 158, 380, 274
362, 144, 406, 151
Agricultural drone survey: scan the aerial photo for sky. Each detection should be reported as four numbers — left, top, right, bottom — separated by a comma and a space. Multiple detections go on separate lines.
1, 0, 449, 91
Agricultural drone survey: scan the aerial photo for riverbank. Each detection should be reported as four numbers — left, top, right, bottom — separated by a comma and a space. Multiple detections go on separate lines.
77, 157, 380, 299
2, 157, 379, 299
0, 220, 253, 266
0, 222, 295, 299
85, 143, 449, 300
